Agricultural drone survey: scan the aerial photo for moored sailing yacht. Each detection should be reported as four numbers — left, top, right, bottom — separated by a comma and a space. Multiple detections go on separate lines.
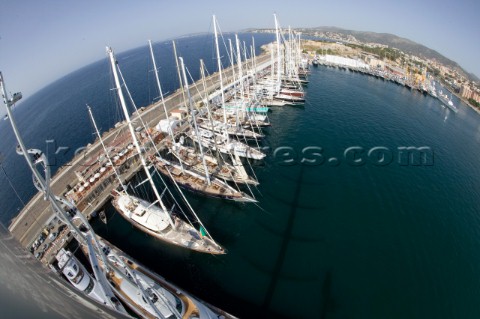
147, 41, 257, 198
1, 71, 129, 316
149, 56, 256, 202
2, 66, 237, 318
274, 93, 305, 104
93, 49, 228, 253
149, 40, 258, 185
197, 117, 264, 140
111, 193, 225, 253
196, 15, 267, 163
164, 138, 259, 185
187, 126, 266, 160
278, 87, 305, 98
84, 235, 239, 319
212, 107, 271, 128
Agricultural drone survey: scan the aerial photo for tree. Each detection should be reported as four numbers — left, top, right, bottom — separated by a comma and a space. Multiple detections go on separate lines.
468, 98, 480, 108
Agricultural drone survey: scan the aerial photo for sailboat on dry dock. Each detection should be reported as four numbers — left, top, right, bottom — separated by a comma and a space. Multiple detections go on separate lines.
104, 47, 227, 254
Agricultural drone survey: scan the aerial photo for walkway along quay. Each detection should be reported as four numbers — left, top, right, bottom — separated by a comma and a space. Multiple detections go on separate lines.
8, 52, 272, 253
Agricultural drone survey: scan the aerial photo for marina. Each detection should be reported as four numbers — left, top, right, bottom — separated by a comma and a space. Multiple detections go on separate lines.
1, 12, 480, 319
310, 53, 462, 112
6, 14, 311, 254
7, 48, 273, 250
2, 14, 312, 319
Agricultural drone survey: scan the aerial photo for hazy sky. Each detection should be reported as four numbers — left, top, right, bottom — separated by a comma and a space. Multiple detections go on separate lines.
1, 0, 479, 99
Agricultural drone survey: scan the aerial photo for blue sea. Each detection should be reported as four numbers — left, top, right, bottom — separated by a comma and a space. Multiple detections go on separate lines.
2, 33, 480, 318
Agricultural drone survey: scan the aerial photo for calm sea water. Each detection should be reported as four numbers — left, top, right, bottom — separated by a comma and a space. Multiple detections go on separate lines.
2, 34, 480, 318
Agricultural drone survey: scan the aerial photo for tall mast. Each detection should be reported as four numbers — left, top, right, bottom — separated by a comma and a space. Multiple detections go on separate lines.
228, 39, 237, 93
106, 47, 175, 229
87, 105, 126, 191
149, 41, 185, 173
274, 13, 282, 91
149, 40, 173, 140
252, 36, 257, 76
297, 33, 301, 70
288, 26, 292, 77
270, 43, 275, 84
199, 60, 214, 131
199, 59, 221, 163
0, 72, 124, 313
232, 35, 242, 128
179, 57, 210, 185
200, 59, 211, 112
213, 15, 228, 135
1, 73, 74, 232
243, 41, 248, 68
249, 45, 254, 99
235, 34, 244, 97
172, 40, 186, 108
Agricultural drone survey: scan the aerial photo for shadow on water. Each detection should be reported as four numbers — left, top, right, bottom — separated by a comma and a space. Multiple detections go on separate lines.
261, 164, 305, 314
319, 269, 335, 319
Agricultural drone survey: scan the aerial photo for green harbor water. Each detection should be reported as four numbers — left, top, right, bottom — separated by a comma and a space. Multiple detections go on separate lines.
91, 65, 480, 318
2, 34, 480, 318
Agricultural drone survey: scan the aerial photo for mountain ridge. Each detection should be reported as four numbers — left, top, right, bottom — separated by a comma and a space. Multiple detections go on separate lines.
247, 26, 477, 82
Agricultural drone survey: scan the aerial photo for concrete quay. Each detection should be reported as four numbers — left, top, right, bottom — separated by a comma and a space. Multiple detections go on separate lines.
8, 52, 272, 251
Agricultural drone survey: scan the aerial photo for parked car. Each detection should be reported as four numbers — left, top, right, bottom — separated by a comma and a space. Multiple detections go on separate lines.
49, 232, 58, 241
41, 243, 50, 252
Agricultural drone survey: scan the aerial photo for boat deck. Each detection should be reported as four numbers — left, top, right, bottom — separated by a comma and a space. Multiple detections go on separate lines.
109, 275, 157, 319
155, 160, 249, 201
112, 195, 226, 254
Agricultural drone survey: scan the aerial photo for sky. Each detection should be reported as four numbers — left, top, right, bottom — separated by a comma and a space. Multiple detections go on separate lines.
1, 0, 479, 102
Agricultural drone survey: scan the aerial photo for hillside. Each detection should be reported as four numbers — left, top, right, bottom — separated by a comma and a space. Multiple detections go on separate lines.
249, 26, 476, 82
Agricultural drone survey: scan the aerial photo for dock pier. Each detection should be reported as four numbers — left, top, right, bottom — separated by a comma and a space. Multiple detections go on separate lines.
8, 52, 272, 257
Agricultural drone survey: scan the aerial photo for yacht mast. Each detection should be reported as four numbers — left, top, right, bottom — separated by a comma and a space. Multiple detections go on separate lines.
274, 13, 282, 92
179, 57, 211, 185
148, 40, 186, 173
0, 72, 125, 314
243, 41, 248, 69
172, 40, 186, 108
252, 36, 257, 92
199, 59, 222, 165
213, 15, 228, 138
106, 47, 175, 229
235, 34, 245, 97
270, 43, 275, 85
87, 105, 126, 191
148, 40, 173, 139
228, 39, 236, 92
0, 73, 80, 241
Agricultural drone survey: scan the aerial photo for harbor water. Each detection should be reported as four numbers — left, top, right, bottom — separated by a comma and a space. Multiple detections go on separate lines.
1, 34, 480, 318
